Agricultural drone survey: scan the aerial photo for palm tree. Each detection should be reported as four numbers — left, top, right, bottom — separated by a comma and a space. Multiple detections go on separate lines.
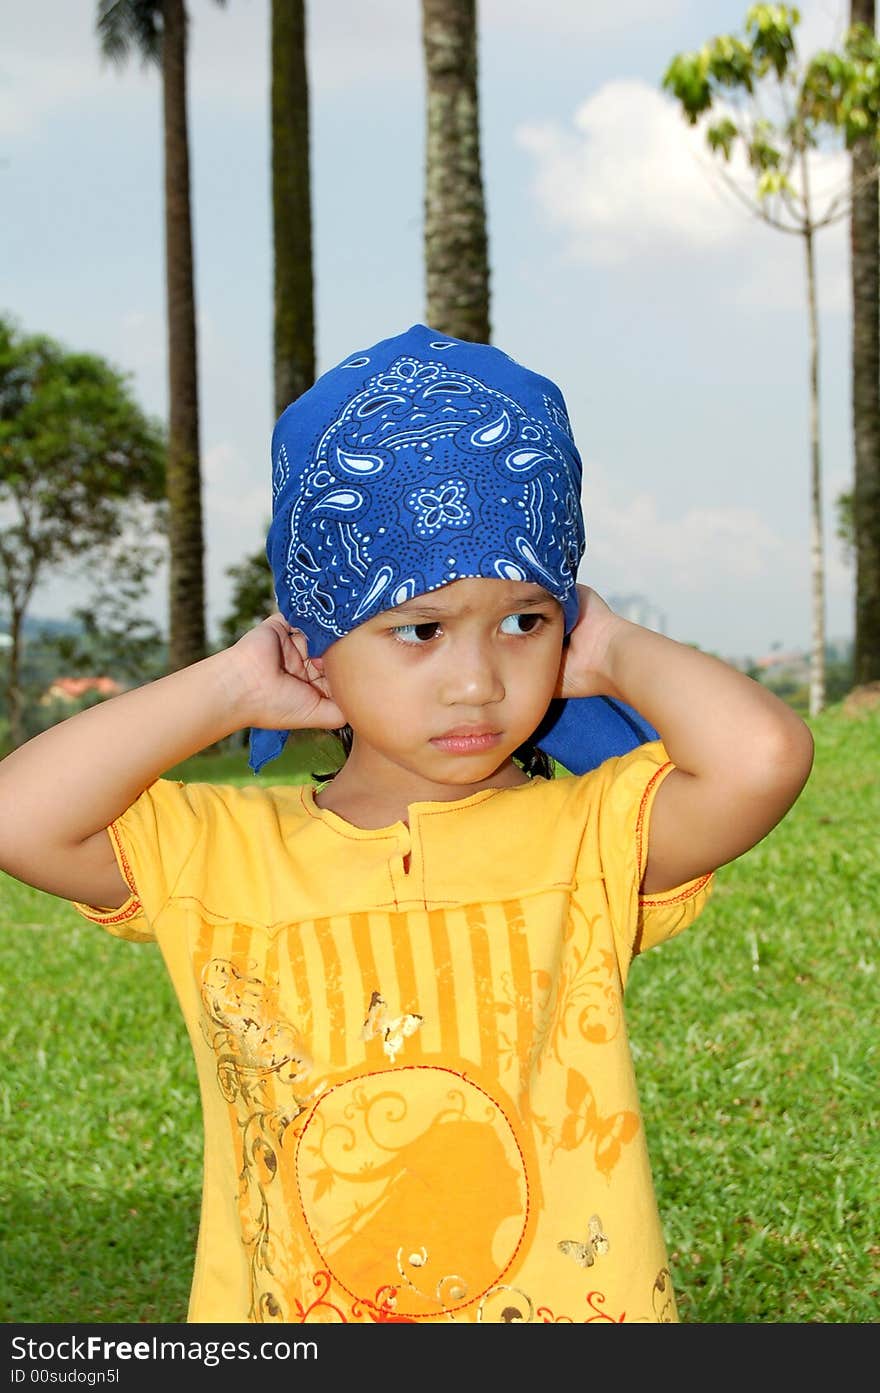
271, 0, 315, 417
850, 0, 880, 686
421, 0, 490, 342
97, 0, 214, 671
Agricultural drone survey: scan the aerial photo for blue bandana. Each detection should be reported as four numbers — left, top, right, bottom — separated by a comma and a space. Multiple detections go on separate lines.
249, 324, 656, 774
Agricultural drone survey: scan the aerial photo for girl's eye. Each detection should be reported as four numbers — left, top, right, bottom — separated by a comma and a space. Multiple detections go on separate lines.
499, 612, 544, 636
392, 622, 442, 645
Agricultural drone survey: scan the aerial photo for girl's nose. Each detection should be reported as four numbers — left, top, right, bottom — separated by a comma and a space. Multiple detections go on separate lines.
438, 635, 505, 706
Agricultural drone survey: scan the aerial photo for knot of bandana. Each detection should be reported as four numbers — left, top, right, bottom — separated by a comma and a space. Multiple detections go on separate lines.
248, 323, 656, 774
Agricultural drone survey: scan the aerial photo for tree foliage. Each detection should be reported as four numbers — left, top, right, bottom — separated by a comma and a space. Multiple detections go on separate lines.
662, 5, 880, 716
96, 0, 163, 62
0, 314, 166, 746
48, 542, 167, 686
662, 7, 880, 225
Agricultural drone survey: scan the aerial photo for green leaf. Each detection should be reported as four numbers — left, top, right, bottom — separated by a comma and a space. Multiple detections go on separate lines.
745, 6, 800, 79
662, 51, 714, 122
707, 117, 740, 160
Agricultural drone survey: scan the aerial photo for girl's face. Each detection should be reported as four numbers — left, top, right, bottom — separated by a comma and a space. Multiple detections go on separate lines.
316, 577, 565, 797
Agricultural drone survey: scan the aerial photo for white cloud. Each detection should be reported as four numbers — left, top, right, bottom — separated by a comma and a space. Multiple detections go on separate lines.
517, 76, 851, 314
573, 448, 854, 654
583, 484, 786, 585
517, 81, 745, 264
797, 1, 852, 56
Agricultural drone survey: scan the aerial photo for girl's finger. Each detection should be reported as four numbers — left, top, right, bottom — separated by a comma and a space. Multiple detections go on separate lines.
304, 660, 334, 699
285, 626, 311, 665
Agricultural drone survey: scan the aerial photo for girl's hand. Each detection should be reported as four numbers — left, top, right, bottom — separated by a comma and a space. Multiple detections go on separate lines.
555, 585, 630, 701
227, 615, 347, 732
0, 613, 347, 911
555, 583, 813, 897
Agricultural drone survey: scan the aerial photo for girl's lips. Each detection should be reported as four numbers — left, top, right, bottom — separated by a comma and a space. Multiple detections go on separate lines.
430, 729, 501, 755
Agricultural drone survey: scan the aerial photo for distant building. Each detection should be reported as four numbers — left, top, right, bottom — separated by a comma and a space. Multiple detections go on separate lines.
753, 650, 811, 685
607, 594, 666, 634
42, 675, 124, 705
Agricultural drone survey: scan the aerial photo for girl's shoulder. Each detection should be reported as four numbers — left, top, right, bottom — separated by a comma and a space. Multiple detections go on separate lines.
511, 738, 673, 813
423, 740, 674, 857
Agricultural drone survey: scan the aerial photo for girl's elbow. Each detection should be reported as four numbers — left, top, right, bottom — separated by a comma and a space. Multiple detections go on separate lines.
754, 711, 814, 803
785, 711, 814, 777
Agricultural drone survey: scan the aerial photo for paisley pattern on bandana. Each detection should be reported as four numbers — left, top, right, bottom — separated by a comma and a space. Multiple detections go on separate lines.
251, 323, 656, 776
270, 343, 585, 649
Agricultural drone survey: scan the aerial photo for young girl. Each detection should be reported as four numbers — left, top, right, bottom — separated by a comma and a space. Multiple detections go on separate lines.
0, 324, 813, 1325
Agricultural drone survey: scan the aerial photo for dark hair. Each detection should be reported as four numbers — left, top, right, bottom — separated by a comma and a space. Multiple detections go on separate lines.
312, 725, 554, 784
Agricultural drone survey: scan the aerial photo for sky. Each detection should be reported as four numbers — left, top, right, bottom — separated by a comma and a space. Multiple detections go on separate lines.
1, 0, 861, 661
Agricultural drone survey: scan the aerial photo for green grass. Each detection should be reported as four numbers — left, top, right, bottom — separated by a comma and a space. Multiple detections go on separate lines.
627, 702, 880, 1322
0, 710, 877, 1323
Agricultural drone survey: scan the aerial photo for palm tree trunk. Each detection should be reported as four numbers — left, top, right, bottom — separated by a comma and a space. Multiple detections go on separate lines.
850, 0, 880, 686
272, 0, 315, 418
163, 0, 207, 671
422, 0, 490, 342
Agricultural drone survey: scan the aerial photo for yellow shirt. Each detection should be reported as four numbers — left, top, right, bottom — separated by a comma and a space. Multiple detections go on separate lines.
75, 740, 712, 1325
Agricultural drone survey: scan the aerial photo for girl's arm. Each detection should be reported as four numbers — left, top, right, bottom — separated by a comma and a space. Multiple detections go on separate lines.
0, 617, 343, 909
558, 587, 814, 894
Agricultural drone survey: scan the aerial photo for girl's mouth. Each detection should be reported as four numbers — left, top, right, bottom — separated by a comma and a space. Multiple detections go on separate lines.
430, 728, 501, 755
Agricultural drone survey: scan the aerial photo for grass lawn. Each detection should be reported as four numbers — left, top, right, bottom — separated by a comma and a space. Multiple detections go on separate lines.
0, 713, 877, 1323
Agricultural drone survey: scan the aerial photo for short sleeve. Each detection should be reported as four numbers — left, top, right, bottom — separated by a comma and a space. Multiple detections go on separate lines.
592, 741, 714, 964
71, 778, 203, 941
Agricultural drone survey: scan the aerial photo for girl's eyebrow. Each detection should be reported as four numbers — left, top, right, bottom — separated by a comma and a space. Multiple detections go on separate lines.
389, 589, 554, 621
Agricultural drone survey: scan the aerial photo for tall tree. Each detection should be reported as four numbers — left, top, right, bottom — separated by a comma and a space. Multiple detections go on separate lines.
421, 0, 490, 342
663, 4, 880, 716
271, 0, 315, 418
97, 0, 216, 672
850, 0, 880, 686
0, 316, 165, 748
